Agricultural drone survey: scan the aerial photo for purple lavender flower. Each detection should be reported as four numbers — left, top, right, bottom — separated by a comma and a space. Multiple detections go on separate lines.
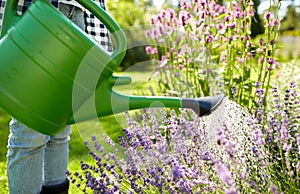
270, 185, 280, 194
296, 161, 300, 174
268, 58, 275, 65
259, 38, 264, 46
268, 19, 280, 27
225, 187, 237, 194
231, 86, 237, 96
296, 133, 300, 155
205, 35, 212, 43
270, 39, 276, 45
215, 161, 235, 186
171, 165, 182, 180
227, 23, 236, 29
264, 11, 271, 20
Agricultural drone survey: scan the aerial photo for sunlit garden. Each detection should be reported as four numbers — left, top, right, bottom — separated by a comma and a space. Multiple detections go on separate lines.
1, 0, 300, 193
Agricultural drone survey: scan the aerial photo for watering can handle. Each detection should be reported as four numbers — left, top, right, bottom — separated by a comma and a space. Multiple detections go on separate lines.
75, 0, 127, 57
0, 0, 19, 38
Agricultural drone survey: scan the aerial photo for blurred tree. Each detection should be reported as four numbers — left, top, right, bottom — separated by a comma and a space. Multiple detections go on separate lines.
281, 5, 298, 31
106, 0, 153, 71
250, 0, 264, 37
107, 0, 147, 28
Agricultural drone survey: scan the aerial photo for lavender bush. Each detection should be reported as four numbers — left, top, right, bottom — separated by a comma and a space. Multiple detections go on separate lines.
69, 86, 300, 193
145, 0, 281, 110
255, 82, 300, 192
68, 100, 259, 193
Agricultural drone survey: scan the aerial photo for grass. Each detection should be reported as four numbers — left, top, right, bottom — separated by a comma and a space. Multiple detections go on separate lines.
0, 71, 154, 193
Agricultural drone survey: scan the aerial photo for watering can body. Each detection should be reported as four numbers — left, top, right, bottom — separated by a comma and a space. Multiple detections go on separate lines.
0, 0, 127, 134
0, 0, 224, 135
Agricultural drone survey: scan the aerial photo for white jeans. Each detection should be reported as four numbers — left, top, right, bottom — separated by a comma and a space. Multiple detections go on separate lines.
6, 3, 84, 194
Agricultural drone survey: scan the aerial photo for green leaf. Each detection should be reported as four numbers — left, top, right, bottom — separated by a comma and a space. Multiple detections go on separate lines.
215, 13, 226, 20
243, 67, 251, 81
198, 79, 210, 96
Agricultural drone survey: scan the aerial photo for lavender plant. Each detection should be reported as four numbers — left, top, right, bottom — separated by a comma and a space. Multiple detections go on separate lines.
69, 99, 281, 193
256, 82, 300, 192
145, 0, 281, 111
69, 89, 300, 193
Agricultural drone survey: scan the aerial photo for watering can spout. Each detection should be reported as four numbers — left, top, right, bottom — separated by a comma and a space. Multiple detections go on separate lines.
181, 94, 224, 116
124, 93, 224, 117
68, 81, 224, 124
118, 93, 224, 117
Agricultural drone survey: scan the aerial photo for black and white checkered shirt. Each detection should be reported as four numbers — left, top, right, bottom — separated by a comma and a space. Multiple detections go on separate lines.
0, 0, 112, 51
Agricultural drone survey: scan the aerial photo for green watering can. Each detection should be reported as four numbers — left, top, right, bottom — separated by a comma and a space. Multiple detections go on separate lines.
0, 0, 224, 135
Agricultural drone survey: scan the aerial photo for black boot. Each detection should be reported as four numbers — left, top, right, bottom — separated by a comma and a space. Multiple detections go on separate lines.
40, 179, 69, 194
